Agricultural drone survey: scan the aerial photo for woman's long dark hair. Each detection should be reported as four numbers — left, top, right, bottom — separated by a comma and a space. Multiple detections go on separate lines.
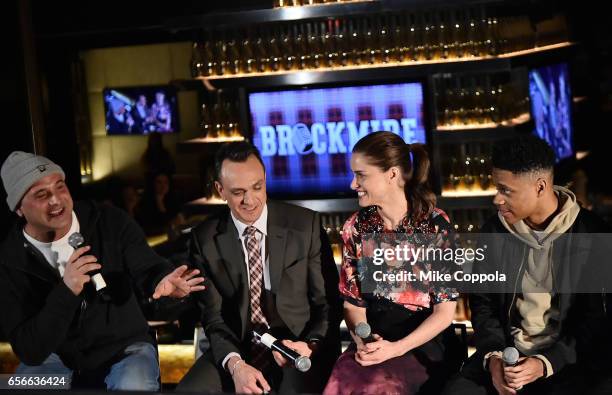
352, 131, 436, 220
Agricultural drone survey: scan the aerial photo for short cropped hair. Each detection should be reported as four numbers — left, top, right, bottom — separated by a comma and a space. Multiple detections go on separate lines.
214, 141, 266, 181
492, 134, 555, 175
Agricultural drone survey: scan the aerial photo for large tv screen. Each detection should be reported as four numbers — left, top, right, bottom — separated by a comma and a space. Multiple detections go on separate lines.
103, 86, 179, 135
248, 82, 426, 197
529, 63, 573, 161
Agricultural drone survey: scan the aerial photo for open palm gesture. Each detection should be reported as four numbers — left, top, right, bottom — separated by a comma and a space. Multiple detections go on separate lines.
152, 265, 205, 299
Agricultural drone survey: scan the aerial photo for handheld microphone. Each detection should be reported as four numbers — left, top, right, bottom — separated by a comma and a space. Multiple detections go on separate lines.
502, 347, 522, 391
355, 322, 375, 344
68, 232, 107, 292
252, 331, 311, 372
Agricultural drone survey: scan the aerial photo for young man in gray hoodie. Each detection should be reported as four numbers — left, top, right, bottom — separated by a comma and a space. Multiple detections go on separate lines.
444, 135, 611, 395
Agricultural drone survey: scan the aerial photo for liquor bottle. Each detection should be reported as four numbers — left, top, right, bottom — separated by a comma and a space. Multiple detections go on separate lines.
231, 99, 241, 137
435, 76, 448, 127
253, 28, 270, 73
225, 101, 236, 137
422, 12, 435, 60
308, 22, 323, 69
472, 76, 485, 124
214, 38, 227, 76
441, 77, 454, 127
478, 154, 491, 190
349, 18, 363, 65
226, 37, 241, 75
406, 13, 420, 61
451, 9, 465, 58
449, 147, 462, 190
295, 23, 310, 70
457, 76, 469, 125
466, 8, 480, 57
280, 24, 296, 70
213, 90, 227, 137
195, 41, 215, 77
486, 74, 501, 124
191, 42, 205, 77
363, 17, 378, 64
336, 18, 350, 67
200, 103, 214, 138
437, 11, 452, 59
392, 13, 406, 63
268, 27, 283, 72
379, 15, 392, 63
463, 155, 475, 190
322, 20, 337, 68
241, 30, 256, 74
484, 16, 499, 56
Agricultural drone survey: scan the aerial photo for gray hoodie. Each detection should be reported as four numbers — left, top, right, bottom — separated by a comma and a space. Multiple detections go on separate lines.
498, 185, 581, 376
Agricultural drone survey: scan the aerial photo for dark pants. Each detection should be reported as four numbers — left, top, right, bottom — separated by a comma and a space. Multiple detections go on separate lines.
442, 355, 612, 395
177, 346, 338, 394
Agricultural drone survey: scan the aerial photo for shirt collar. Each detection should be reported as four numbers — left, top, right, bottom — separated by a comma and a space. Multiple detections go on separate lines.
231, 204, 268, 238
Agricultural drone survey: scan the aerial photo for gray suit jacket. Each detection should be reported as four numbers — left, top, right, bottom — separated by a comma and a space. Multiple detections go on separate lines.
190, 200, 340, 367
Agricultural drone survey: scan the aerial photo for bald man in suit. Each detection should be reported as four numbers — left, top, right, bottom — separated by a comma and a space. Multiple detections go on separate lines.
178, 142, 341, 394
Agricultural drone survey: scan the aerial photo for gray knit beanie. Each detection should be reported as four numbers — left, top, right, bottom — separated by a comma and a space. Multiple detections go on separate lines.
1, 151, 65, 211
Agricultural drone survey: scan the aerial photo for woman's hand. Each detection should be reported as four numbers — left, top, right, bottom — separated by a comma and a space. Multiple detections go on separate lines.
354, 334, 401, 366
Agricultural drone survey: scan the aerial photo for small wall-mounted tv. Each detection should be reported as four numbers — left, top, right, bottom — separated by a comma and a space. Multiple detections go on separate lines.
529, 63, 573, 161
248, 81, 426, 197
103, 85, 179, 135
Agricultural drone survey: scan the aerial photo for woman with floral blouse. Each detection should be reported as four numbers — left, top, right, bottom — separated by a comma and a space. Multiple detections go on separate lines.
323, 131, 460, 395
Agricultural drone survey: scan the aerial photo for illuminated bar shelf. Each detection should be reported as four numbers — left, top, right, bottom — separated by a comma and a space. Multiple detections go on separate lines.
441, 189, 496, 198
186, 43, 574, 90
177, 136, 245, 153
433, 115, 531, 142
435, 112, 530, 131
185, 136, 245, 143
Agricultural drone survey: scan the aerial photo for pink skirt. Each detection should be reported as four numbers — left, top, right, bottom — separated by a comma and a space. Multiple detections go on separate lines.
323, 348, 429, 395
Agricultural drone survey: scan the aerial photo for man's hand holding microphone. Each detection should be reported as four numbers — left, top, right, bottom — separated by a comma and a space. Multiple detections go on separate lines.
488, 347, 546, 395
63, 245, 100, 296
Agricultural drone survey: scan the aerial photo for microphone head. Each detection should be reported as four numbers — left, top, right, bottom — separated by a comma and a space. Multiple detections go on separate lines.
68, 232, 85, 249
295, 356, 311, 372
502, 347, 520, 365
355, 322, 371, 340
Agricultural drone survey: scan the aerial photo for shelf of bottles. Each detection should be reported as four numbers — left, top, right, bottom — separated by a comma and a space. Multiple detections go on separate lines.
439, 141, 496, 198
190, 6, 569, 80
433, 69, 530, 131
197, 89, 244, 142
273, 0, 368, 7
446, 207, 496, 233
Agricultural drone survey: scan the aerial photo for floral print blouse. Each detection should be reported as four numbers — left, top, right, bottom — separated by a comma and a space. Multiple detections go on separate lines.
340, 205, 459, 312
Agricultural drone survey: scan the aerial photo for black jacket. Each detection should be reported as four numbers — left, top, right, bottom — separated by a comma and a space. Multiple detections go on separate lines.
0, 201, 174, 371
469, 208, 611, 374
190, 201, 341, 367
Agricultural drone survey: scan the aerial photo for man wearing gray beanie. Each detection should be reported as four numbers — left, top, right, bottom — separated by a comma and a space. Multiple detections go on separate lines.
0, 151, 205, 390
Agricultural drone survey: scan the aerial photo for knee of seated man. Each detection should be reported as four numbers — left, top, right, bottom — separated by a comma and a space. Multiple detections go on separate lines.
106, 342, 160, 391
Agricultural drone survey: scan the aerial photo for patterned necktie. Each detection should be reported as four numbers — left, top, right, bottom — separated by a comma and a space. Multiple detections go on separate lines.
243, 226, 270, 369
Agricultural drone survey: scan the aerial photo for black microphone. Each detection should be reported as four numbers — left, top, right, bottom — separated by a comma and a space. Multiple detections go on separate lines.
502, 346, 523, 391
355, 322, 375, 344
68, 232, 107, 293
252, 331, 311, 372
